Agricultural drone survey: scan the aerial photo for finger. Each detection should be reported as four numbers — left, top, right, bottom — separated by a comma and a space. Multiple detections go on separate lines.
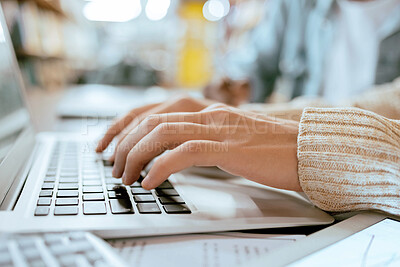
112, 112, 208, 177
96, 103, 159, 152
108, 153, 115, 163
141, 140, 224, 190
108, 116, 147, 162
121, 124, 223, 184
108, 98, 207, 159
200, 103, 230, 112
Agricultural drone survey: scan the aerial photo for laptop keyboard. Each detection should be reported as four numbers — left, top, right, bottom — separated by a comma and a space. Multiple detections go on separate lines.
34, 141, 191, 216
0, 232, 126, 267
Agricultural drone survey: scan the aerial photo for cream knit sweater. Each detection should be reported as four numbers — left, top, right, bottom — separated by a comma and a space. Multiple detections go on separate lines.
298, 107, 400, 215
244, 77, 400, 215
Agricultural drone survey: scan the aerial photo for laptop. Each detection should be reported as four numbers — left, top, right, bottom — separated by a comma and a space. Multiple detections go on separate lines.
0, 5, 333, 239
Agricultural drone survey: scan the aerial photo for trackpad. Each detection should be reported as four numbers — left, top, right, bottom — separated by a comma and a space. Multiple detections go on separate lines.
174, 174, 319, 220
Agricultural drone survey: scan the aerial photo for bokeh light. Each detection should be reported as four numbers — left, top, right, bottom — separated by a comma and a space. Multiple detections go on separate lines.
145, 0, 171, 21
203, 0, 230, 22
83, 0, 142, 22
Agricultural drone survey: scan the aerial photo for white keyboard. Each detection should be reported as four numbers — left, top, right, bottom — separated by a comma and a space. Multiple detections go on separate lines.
0, 232, 127, 267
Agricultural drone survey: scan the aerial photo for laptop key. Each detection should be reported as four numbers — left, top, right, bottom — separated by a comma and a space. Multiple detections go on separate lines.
17, 238, 36, 248
34, 206, 49, 216
51, 240, 92, 255
156, 181, 174, 189
68, 232, 87, 241
22, 247, 41, 260
37, 198, 52, 206
58, 183, 79, 190
158, 196, 185, 204
131, 188, 152, 195
59, 178, 79, 183
103, 159, 114, 166
82, 175, 101, 180
60, 172, 78, 177
107, 184, 120, 191
83, 202, 107, 215
54, 206, 78, 215
83, 193, 105, 201
39, 190, 53, 197
43, 234, 63, 245
130, 181, 142, 187
83, 180, 102, 186
133, 195, 156, 203
155, 188, 179, 196
137, 203, 161, 214
46, 171, 56, 176
108, 192, 124, 199
109, 199, 134, 214
83, 186, 103, 193
163, 204, 191, 214
83, 170, 99, 175
55, 198, 79, 206
56, 255, 77, 266
44, 177, 56, 182
85, 250, 103, 262
0, 252, 12, 265
42, 183, 54, 190
60, 167, 78, 171
105, 178, 122, 184
57, 190, 79, 198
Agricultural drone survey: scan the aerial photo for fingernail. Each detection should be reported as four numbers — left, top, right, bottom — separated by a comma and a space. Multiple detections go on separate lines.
122, 173, 127, 184
112, 167, 119, 177
141, 175, 151, 189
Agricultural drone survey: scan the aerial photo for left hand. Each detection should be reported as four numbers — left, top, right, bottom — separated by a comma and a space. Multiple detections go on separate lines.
203, 77, 251, 106
112, 104, 301, 191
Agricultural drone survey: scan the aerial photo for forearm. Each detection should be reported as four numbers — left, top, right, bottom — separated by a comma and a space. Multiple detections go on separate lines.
349, 77, 400, 119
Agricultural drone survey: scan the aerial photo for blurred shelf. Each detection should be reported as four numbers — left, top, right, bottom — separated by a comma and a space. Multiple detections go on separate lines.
15, 49, 64, 60
1, 0, 66, 17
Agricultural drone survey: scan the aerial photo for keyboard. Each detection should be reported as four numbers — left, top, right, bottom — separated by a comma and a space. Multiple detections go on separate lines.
0, 231, 127, 267
34, 141, 191, 216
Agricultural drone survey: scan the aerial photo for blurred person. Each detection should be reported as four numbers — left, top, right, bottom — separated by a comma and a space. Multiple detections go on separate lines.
205, 0, 400, 106
96, 76, 400, 216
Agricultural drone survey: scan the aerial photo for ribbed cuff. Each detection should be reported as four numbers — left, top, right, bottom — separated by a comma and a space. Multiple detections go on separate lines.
297, 107, 400, 215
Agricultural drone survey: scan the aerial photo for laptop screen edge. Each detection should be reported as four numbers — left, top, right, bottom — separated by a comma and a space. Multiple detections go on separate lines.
0, 4, 37, 204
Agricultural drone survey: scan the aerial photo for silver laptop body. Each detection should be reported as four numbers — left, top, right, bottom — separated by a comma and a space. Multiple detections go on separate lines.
0, 5, 333, 238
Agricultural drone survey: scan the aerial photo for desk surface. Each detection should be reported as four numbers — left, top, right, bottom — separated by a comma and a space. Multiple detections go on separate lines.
27, 88, 110, 133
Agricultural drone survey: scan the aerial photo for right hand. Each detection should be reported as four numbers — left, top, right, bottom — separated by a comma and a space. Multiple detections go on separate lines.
96, 95, 216, 163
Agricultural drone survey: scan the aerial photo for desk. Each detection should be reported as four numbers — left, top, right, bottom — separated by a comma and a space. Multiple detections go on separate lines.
27, 88, 110, 133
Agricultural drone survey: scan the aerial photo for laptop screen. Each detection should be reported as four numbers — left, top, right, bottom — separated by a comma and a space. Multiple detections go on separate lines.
0, 11, 30, 165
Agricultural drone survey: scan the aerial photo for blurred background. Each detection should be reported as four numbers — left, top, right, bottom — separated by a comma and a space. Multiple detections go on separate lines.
0, 0, 264, 91
1, 0, 400, 131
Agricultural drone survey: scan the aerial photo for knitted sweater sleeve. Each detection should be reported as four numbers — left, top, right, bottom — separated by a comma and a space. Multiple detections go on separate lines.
297, 107, 400, 215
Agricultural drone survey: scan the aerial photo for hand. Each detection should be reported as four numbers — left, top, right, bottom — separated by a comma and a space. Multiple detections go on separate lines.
108, 103, 301, 192
96, 95, 216, 159
203, 77, 250, 106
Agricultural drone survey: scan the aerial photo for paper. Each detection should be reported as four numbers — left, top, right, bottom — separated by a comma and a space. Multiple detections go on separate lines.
290, 219, 400, 267
108, 233, 305, 267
